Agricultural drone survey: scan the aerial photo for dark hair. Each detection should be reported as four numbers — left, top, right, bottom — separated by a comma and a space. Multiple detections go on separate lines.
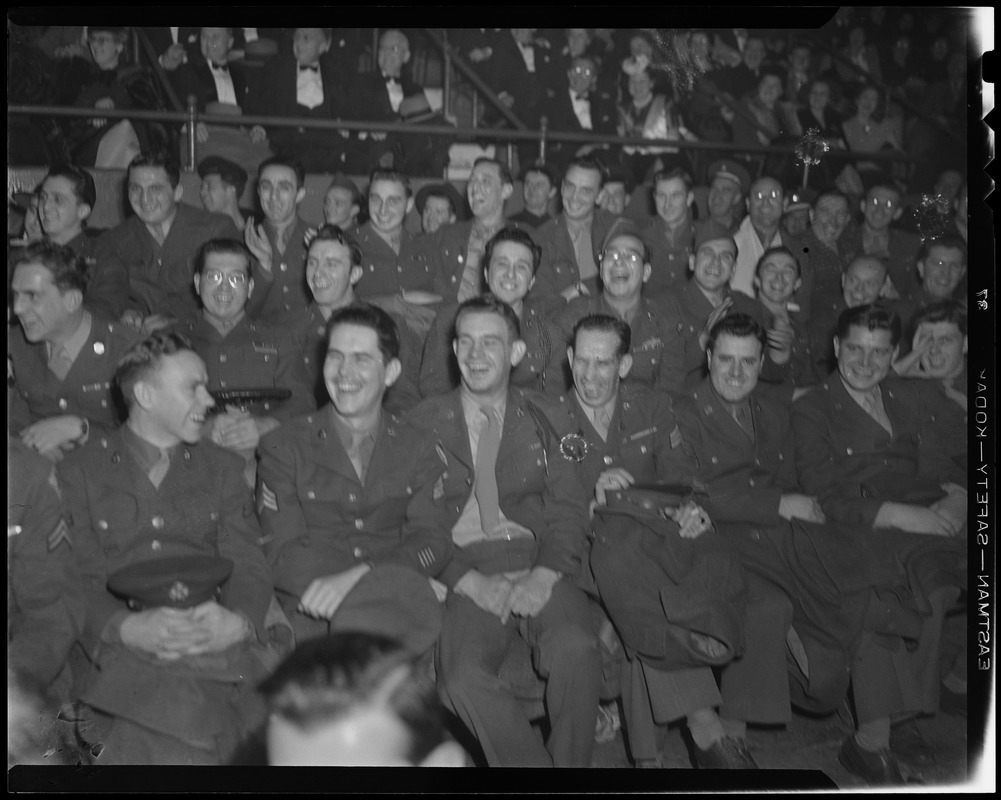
564, 156, 607, 188
521, 161, 558, 188
327, 302, 400, 363
909, 300, 968, 338
42, 164, 97, 209
368, 168, 413, 199
472, 157, 513, 187
258, 632, 448, 765
652, 166, 694, 193
128, 150, 181, 189
755, 245, 801, 278
866, 180, 903, 202
10, 241, 88, 294
916, 234, 967, 266
836, 303, 902, 347
572, 313, 631, 359
116, 330, 195, 410
309, 224, 363, 267
454, 293, 521, 343
195, 238, 252, 277
200, 159, 247, 198
814, 189, 849, 211
483, 226, 542, 277
295, 27, 333, 42
258, 156, 306, 190
421, 186, 455, 216
706, 312, 767, 357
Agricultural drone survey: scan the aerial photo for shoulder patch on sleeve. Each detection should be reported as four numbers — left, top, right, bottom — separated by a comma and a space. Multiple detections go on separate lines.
258, 481, 279, 513
47, 518, 72, 552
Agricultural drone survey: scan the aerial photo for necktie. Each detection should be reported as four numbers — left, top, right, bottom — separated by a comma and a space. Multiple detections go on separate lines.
862, 392, 893, 435
299, 63, 320, 73
733, 404, 754, 440
384, 74, 400, 85
48, 345, 73, 381
148, 448, 171, 489
210, 61, 228, 71
575, 93, 589, 102
475, 406, 501, 536
593, 407, 611, 441
347, 432, 374, 484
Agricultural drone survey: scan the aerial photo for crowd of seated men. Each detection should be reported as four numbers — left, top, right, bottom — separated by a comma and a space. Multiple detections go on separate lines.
7, 15, 974, 786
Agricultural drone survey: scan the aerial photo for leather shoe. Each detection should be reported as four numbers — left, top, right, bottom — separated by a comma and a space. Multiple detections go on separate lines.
838, 735, 904, 785
693, 736, 759, 769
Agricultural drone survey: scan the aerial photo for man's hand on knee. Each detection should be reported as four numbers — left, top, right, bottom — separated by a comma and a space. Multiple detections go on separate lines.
299, 564, 372, 620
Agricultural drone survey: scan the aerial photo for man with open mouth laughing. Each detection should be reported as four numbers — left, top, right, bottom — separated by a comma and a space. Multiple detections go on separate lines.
56, 329, 276, 764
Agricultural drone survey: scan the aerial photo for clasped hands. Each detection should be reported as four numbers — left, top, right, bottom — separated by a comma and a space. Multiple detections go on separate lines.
455, 566, 560, 624
119, 600, 251, 660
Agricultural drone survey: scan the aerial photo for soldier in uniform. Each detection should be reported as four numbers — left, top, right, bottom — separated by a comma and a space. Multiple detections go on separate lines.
256, 303, 447, 653
640, 167, 698, 296
57, 330, 276, 764
420, 226, 554, 398
422, 157, 519, 305
176, 238, 315, 485
545, 223, 686, 398
8, 435, 84, 703
553, 314, 762, 769
531, 157, 621, 300
404, 294, 602, 767
792, 304, 966, 784
243, 156, 315, 327
666, 220, 782, 388
296, 225, 422, 412
35, 164, 111, 318
94, 149, 248, 327
10, 241, 139, 461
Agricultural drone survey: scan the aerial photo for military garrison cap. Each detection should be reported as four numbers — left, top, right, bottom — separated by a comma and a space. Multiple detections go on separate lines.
108, 555, 234, 610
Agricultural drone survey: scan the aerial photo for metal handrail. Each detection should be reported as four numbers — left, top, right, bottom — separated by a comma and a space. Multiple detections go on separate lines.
9, 102, 918, 168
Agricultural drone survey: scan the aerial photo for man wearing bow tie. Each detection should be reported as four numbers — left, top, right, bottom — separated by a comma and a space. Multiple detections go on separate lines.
247, 28, 350, 173
545, 55, 617, 171
344, 29, 448, 176
169, 27, 271, 180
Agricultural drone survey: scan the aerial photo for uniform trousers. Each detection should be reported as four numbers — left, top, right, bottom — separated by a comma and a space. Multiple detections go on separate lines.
435, 557, 602, 767
851, 584, 958, 723
620, 573, 793, 761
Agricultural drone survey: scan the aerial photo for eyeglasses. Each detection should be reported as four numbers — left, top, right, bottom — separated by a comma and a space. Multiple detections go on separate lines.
571, 66, 595, 76
752, 190, 781, 203
602, 250, 643, 267
869, 197, 897, 209
696, 247, 736, 267
202, 270, 248, 288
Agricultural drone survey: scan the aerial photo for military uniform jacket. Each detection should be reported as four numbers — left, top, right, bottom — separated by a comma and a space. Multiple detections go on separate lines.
792, 374, 966, 531
422, 220, 526, 304
8, 436, 84, 686
257, 408, 449, 599
667, 278, 767, 387
94, 203, 242, 322
8, 315, 139, 436
178, 314, 315, 422
546, 293, 686, 398
788, 227, 845, 322
641, 216, 695, 297
530, 208, 622, 299
403, 388, 589, 589
57, 429, 273, 655
65, 230, 122, 321
419, 298, 553, 398
675, 378, 797, 532
352, 221, 436, 298
549, 384, 691, 502
758, 300, 819, 388
252, 216, 313, 327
